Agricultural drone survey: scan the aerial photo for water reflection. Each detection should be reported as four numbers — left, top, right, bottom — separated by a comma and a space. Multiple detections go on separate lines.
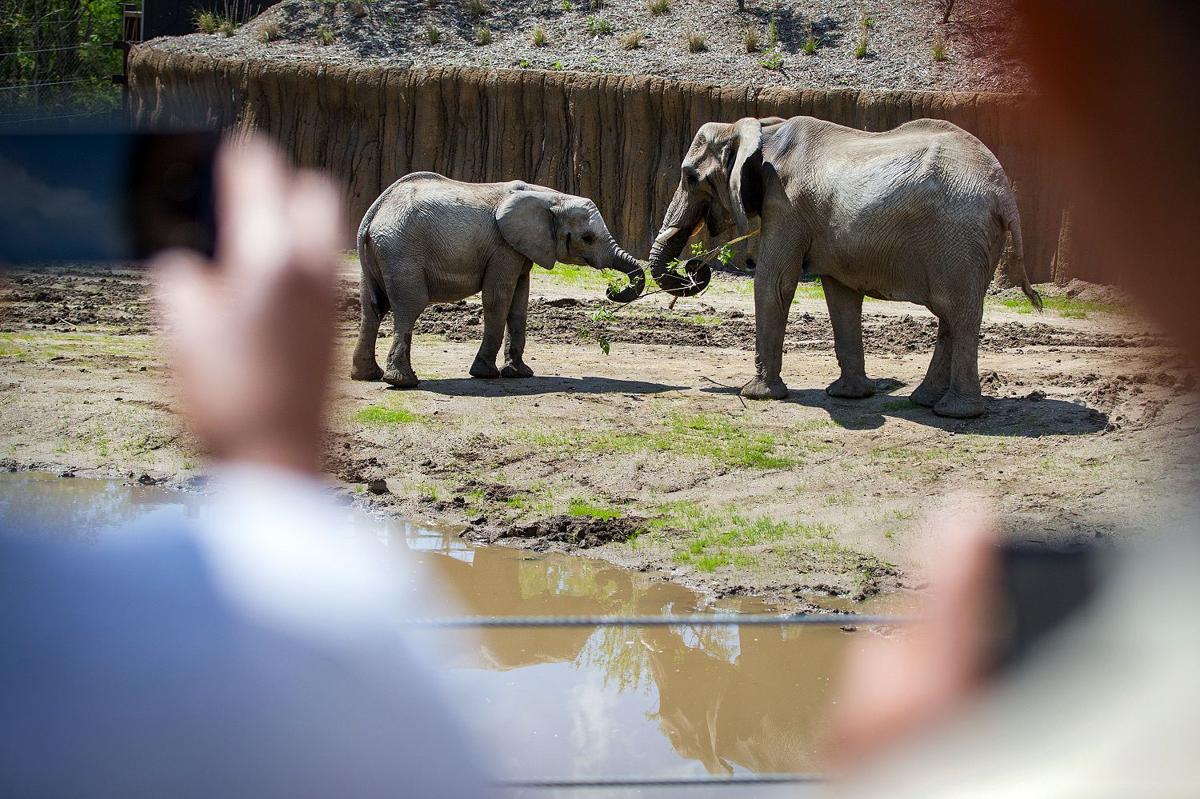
402, 526, 847, 779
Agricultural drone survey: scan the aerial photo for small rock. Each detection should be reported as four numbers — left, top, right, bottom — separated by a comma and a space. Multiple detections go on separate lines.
1024, 390, 1046, 402
469, 514, 488, 525
59, 470, 75, 478
366, 479, 389, 495
839, 625, 857, 633
137, 474, 158, 485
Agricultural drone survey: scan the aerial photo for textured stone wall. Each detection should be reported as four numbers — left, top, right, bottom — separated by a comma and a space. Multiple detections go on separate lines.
128, 46, 1073, 282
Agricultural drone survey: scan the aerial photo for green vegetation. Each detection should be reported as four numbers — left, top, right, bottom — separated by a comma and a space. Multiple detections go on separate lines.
647, 0, 670, 16
803, 33, 818, 54
568, 498, 623, 520
531, 411, 802, 470
742, 27, 761, 53
466, 0, 488, 18
854, 29, 869, 59
760, 48, 783, 70
993, 293, 1118, 318
686, 30, 706, 52
561, 0, 572, 10
0, 0, 122, 112
767, 14, 779, 46
932, 33, 947, 62
860, 12, 875, 29
585, 15, 612, 35
354, 404, 420, 425
881, 398, 917, 411
426, 24, 443, 44
316, 24, 335, 45
531, 24, 547, 46
257, 21, 282, 42
195, 10, 220, 33
651, 501, 859, 574
474, 26, 492, 44
620, 29, 644, 49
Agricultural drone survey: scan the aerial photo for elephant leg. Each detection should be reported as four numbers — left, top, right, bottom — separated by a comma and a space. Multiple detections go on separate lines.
471, 260, 519, 379
933, 310, 986, 418
501, 267, 534, 378
823, 276, 876, 399
351, 276, 387, 381
382, 309, 421, 389
911, 317, 952, 407
742, 257, 801, 400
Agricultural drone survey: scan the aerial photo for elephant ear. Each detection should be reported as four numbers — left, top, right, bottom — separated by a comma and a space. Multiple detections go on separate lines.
727, 117, 764, 235
496, 190, 559, 270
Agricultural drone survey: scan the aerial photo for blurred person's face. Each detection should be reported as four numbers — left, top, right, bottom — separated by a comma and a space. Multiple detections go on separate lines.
1018, 1, 1200, 359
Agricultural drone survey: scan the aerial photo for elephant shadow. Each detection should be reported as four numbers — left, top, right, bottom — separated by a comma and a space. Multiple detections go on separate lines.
401, 375, 687, 398
702, 379, 1110, 437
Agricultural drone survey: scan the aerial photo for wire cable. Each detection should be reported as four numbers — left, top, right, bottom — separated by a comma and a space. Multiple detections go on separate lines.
496, 774, 826, 789
402, 613, 910, 628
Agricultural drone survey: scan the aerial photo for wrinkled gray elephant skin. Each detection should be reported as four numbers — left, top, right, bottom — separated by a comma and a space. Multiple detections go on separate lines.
352, 173, 646, 388
649, 116, 1042, 418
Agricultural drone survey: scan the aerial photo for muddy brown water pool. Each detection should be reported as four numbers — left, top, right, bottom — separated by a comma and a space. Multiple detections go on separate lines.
0, 473, 912, 795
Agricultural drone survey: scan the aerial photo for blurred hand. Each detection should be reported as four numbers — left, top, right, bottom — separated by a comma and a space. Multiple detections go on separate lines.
829, 505, 999, 768
153, 138, 343, 475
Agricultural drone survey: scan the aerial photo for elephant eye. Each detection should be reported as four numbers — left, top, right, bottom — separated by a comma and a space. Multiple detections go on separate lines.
581, 232, 596, 244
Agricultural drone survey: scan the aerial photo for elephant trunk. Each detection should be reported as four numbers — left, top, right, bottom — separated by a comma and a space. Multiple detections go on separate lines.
605, 241, 647, 304
649, 225, 710, 298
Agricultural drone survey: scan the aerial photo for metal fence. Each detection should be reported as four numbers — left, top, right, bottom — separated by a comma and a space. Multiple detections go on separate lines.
0, 0, 134, 128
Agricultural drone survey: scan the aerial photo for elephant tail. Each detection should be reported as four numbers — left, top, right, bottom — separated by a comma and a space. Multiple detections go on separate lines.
356, 197, 391, 319
999, 188, 1043, 312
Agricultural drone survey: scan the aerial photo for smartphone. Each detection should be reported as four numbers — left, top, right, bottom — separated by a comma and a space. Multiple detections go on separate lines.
0, 130, 219, 264
992, 542, 1100, 670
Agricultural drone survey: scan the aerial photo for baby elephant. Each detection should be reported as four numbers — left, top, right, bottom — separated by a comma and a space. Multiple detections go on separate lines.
352, 173, 647, 387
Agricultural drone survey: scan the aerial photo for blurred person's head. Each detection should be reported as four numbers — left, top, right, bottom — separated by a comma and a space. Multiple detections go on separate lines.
1017, 0, 1200, 357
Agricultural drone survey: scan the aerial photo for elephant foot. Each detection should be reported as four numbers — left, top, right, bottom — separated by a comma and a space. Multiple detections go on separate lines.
501, 361, 534, 379
827, 374, 876, 399
351, 361, 384, 382
469, 358, 501, 379
741, 376, 789, 400
909, 380, 947, 408
382, 368, 419, 389
933, 389, 985, 419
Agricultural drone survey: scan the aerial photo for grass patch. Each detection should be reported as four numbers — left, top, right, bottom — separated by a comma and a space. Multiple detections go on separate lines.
653, 501, 851, 573
620, 29, 644, 49
523, 412, 801, 470
646, 0, 669, 15
685, 30, 707, 52
742, 27, 761, 53
995, 293, 1118, 319
531, 24, 547, 46
585, 15, 612, 35
881, 398, 916, 411
567, 497, 623, 520
932, 33, 947, 61
257, 21, 281, 42
474, 26, 492, 45
354, 404, 420, 425
316, 24, 334, 45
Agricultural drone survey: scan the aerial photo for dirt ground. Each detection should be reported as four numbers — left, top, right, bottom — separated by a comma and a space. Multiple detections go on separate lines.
3, 262, 1197, 610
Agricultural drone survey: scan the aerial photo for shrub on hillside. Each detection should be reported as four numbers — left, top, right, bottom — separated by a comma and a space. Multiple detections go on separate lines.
686, 30, 706, 52
620, 29, 644, 49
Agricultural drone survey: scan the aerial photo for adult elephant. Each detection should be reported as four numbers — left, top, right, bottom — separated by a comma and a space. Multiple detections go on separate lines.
352, 173, 646, 388
648, 116, 1041, 418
